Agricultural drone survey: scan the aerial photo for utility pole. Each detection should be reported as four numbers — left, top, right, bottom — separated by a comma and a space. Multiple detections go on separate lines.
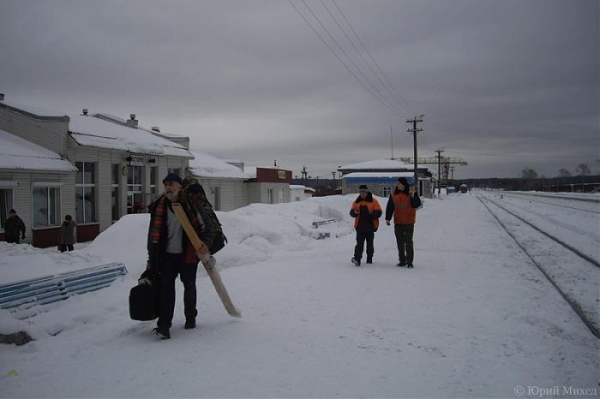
436, 148, 444, 196
406, 115, 424, 195
390, 126, 394, 159
301, 166, 308, 185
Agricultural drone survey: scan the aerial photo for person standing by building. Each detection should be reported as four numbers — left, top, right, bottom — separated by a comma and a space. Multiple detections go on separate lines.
58, 215, 76, 252
146, 173, 215, 339
385, 177, 422, 268
350, 185, 382, 266
4, 209, 26, 244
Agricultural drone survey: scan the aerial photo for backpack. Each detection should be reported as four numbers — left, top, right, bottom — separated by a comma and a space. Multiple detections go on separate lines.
183, 178, 227, 254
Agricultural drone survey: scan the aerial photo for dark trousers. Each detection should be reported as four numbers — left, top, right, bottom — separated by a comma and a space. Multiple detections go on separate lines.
59, 244, 74, 252
354, 231, 374, 261
157, 253, 198, 329
394, 224, 415, 264
6, 236, 19, 244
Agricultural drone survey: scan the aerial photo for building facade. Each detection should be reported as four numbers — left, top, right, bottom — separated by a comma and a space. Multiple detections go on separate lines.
339, 159, 432, 198
0, 95, 297, 248
0, 98, 192, 247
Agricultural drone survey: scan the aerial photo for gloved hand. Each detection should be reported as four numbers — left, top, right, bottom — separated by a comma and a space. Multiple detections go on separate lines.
386, 220, 390, 226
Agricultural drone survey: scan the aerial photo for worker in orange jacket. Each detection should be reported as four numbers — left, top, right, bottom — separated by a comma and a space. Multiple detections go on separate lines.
385, 177, 422, 268
350, 185, 382, 266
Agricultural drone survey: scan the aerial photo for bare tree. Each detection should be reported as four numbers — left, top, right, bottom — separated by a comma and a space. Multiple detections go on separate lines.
576, 163, 591, 191
521, 168, 538, 179
557, 168, 571, 178
576, 163, 591, 177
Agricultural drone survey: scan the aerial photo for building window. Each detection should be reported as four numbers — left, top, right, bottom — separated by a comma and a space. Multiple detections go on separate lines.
0, 189, 14, 232
150, 167, 157, 196
76, 162, 97, 223
267, 188, 273, 204
127, 165, 143, 214
383, 186, 392, 198
33, 187, 60, 227
211, 187, 221, 211
112, 164, 120, 221
167, 168, 181, 177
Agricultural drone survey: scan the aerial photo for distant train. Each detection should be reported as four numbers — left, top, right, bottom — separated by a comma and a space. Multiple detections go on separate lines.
459, 184, 468, 193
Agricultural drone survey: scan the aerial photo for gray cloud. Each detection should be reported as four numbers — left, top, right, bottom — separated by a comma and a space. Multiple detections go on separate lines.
1, 0, 597, 179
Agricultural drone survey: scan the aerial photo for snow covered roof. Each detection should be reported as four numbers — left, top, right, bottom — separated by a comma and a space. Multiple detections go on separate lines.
68, 114, 193, 158
0, 100, 69, 120
290, 185, 316, 192
339, 159, 414, 171
342, 171, 415, 179
188, 151, 250, 179
244, 166, 257, 179
0, 129, 77, 172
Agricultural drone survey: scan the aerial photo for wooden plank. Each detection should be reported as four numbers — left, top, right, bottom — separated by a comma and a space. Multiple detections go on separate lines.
171, 203, 241, 317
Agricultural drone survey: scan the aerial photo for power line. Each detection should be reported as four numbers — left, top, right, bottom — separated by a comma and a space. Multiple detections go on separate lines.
289, 0, 406, 118
300, 0, 405, 117
319, 0, 406, 113
331, 0, 414, 114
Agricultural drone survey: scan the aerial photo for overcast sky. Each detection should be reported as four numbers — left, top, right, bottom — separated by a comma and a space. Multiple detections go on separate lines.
1, 0, 598, 179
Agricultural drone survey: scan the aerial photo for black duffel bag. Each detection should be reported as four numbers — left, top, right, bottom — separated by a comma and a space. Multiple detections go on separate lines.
129, 270, 158, 321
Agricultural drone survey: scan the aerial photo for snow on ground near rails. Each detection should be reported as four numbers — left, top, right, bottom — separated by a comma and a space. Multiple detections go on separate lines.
0, 193, 598, 398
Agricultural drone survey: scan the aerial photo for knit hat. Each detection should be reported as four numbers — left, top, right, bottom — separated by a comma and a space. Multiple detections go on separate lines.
162, 172, 182, 185
397, 177, 410, 187
359, 185, 368, 192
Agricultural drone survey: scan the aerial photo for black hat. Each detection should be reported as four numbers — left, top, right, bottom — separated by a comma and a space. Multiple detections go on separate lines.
397, 177, 410, 186
359, 184, 368, 192
162, 172, 182, 185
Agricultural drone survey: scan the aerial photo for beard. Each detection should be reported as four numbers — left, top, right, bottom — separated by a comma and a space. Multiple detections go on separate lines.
164, 190, 180, 202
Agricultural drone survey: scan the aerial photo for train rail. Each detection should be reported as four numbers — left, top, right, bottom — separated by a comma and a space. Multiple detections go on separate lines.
477, 193, 599, 339
499, 191, 600, 214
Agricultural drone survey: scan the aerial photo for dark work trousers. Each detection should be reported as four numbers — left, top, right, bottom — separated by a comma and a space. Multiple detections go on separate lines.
394, 224, 415, 264
6, 236, 19, 244
157, 253, 198, 329
354, 231, 375, 261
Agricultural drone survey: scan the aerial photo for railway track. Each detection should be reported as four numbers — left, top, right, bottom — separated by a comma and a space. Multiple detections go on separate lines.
477, 193, 599, 339
499, 191, 600, 214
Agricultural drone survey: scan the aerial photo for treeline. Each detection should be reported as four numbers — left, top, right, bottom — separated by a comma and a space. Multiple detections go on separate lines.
453, 175, 600, 192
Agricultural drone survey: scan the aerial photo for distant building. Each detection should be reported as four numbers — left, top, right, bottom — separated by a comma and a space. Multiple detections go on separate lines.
290, 185, 315, 201
338, 159, 432, 198
244, 166, 292, 204
187, 151, 250, 211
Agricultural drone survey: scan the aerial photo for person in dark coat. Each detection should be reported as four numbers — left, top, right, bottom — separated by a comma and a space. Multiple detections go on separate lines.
4, 209, 26, 244
58, 215, 76, 252
385, 177, 422, 268
350, 185, 382, 266
146, 173, 217, 339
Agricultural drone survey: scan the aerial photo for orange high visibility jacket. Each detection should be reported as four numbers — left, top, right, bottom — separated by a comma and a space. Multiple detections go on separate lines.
385, 191, 421, 225
350, 196, 382, 231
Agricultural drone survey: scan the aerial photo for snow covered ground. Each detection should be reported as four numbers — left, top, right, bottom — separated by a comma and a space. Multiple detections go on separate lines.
0, 192, 598, 398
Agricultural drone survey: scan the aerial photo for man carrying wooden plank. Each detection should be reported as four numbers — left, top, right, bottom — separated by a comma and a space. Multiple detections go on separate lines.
146, 173, 217, 340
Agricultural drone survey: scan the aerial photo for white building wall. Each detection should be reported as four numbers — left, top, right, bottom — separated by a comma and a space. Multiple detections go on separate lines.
0, 105, 69, 155
0, 171, 75, 244
193, 178, 249, 212
247, 182, 290, 204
